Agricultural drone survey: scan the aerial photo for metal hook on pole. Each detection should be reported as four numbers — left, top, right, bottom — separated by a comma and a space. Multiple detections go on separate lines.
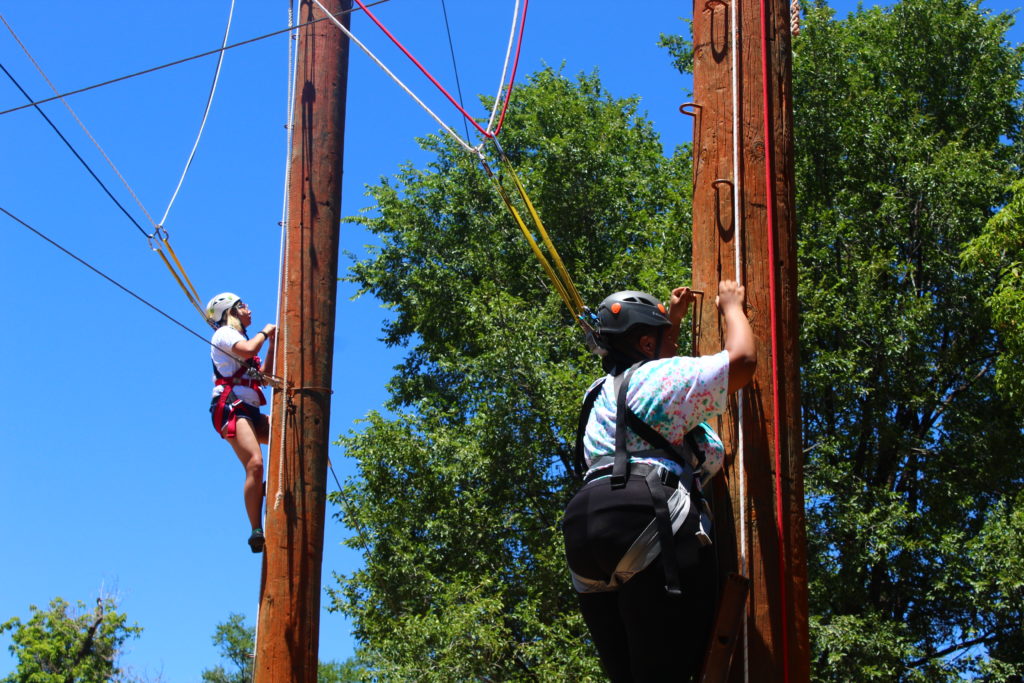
679, 102, 703, 117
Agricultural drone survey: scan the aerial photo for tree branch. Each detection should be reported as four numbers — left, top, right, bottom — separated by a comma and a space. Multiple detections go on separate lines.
906, 633, 995, 668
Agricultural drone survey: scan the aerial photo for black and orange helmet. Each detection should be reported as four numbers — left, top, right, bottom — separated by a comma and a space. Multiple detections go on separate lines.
596, 290, 671, 336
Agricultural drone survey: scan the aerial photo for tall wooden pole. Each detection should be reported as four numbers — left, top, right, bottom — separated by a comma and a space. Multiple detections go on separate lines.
256, 1, 351, 680
690, 0, 810, 680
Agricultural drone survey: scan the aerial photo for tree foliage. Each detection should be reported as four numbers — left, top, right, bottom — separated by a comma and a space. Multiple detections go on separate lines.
963, 177, 1024, 415
331, 67, 693, 680
200, 614, 252, 683
0, 596, 142, 683
793, 0, 1024, 678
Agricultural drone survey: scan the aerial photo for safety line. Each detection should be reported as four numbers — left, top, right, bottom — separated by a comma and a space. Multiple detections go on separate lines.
0, 205, 280, 382
0, 62, 149, 237
496, 144, 583, 313
348, 0, 526, 139
350, 0, 486, 138
485, 0, 521, 134
273, 1, 301, 513
2, 14, 208, 318
439, 0, 472, 143
3, 15, 160, 230
759, 0, 790, 679
253, 6, 300, 674
727, 0, 750, 681
158, 0, 237, 228
485, 162, 576, 314
0, 0, 396, 119
480, 143, 585, 321
313, 0, 581, 325
492, 0, 527, 137
312, 0, 476, 152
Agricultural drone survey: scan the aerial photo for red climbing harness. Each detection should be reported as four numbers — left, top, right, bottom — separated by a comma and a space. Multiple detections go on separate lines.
212, 356, 266, 439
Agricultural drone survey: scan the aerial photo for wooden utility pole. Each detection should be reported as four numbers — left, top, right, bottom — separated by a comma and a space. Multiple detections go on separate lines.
689, 0, 810, 680
256, 1, 352, 680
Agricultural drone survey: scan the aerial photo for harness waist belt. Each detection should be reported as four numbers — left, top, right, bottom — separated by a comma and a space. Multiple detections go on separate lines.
584, 461, 680, 490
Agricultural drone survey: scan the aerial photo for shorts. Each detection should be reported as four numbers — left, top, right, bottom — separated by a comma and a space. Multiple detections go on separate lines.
210, 391, 261, 438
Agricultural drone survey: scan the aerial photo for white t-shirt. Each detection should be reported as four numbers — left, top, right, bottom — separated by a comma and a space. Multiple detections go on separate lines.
210, 326, 261, 406
583, 350, 730, 476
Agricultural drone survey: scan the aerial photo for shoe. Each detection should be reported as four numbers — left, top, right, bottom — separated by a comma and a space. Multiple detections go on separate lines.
248, 528, 265, 553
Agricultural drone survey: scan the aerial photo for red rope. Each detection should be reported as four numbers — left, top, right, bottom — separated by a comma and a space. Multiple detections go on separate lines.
492, 0, 528, 137
759, 0, 790, 680
350, 0, 527, 139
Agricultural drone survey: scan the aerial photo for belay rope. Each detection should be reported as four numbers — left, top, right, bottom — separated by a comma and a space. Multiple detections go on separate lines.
309, 0, 593, 331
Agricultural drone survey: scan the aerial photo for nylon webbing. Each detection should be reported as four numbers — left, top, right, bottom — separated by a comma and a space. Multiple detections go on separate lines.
480, 143, 585, 322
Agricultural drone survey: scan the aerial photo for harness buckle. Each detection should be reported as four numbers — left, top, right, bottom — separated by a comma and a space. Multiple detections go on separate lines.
610, 474, 627, 490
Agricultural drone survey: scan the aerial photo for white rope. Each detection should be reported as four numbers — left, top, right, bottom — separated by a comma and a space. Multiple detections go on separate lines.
729, 0, 750, 679
483, 0, 521, 133
791, 0, 801, 37
158, 0, 237, 228
312, 0, 478, 153
274, 2, 301, 512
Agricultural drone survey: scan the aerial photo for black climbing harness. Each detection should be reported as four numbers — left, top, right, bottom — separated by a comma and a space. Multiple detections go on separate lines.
573, 361, 713, 596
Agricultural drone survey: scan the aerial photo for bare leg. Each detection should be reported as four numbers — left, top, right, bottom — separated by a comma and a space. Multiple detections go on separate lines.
226, 418, 265, 531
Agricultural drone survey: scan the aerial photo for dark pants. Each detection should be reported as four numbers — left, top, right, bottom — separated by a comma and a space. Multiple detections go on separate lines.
564, 475, 717, 682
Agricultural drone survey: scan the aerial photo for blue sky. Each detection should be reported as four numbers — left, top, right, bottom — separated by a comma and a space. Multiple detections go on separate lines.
0, 1, 1020, 680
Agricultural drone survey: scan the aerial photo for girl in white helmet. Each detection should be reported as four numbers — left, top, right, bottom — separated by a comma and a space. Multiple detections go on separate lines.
206, 292, 277, 553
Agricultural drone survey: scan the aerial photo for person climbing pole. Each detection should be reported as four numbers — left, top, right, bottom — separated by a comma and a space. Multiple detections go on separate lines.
562, 280, 756, 682
206, 292, 277, 554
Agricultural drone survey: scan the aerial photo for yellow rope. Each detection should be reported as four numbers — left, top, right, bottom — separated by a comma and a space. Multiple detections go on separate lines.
161, 235, 204, 306
497, 153, 585, 314
481, 144, 586, 322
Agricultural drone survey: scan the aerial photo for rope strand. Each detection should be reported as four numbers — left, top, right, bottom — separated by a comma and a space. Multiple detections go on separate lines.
0, 0, 396, 118
0, 205, 279, 383
158, 0, 237, 228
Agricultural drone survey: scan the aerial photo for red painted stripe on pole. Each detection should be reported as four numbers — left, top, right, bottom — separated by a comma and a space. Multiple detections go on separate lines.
493, 0, 528, 137
759, 0, 791, 680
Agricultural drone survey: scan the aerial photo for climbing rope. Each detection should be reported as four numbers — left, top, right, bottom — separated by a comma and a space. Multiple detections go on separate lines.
0, 205, 281, 387
273, 1, 302, 513
1, 13, 211, 324
312, 0, 525, 152
479, 141, 585, 322
0, 0, 396, 119
158, 0, 236, 228
312, 0, 587, 325
725, 0, 751, 678
791, 0, 801, 37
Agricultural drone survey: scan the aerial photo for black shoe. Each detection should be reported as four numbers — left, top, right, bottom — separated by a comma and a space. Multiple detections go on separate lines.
248, 528, 265, 553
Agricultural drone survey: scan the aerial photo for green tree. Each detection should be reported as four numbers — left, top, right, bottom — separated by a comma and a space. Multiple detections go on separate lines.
963, 177, 1024, 415
331, 67, 692, 680
1, 596, 142, 683
201, 613, 252, 683
201, 614, 365, 683
792, 0, 1024, 679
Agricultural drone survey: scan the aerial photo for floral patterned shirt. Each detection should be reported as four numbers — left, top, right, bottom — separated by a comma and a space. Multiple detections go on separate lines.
583, 350, 730, 477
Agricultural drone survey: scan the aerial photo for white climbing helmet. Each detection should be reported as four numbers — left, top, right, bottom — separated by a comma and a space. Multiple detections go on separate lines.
205, 292, 241, 326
